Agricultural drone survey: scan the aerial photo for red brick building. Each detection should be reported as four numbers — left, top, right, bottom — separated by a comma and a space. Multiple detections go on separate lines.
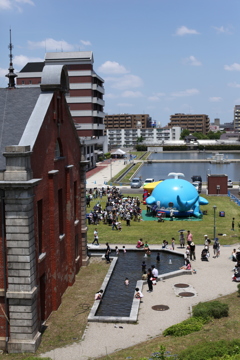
0, 64, 88, 353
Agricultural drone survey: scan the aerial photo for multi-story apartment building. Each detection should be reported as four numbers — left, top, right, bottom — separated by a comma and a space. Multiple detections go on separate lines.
16, 52, 107, 169
107, 127, 182, 147
104, 113, 152, 129
168, 113, 210, 135
234, 105, 240, 131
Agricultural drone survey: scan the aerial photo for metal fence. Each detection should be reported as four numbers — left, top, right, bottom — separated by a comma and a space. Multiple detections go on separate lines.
228, 191, 240, 206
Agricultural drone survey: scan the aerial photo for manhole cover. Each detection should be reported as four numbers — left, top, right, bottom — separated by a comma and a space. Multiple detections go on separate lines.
174, 283, 189, 288
179, 292, 195, 297
152, 305, 169, 311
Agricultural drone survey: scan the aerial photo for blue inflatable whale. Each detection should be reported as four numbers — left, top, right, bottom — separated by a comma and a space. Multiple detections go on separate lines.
146, 177, 208, 218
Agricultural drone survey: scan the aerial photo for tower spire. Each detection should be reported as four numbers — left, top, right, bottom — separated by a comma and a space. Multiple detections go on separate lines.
5, 29, 17, 88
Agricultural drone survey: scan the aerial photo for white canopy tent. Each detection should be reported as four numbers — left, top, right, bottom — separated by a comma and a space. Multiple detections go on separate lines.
111, 148, 126, 157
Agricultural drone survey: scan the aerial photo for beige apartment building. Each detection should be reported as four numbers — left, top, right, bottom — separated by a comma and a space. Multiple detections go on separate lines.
168, 113, 210, 135
104, 113, 152, 129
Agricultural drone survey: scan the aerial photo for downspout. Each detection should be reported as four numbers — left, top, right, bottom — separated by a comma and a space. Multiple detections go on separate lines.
0, 190, 9, 349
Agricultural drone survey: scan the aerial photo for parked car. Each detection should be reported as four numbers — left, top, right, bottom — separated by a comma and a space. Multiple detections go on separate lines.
228, 179, 233, 188
192, 181, 202, 193
131, 178, 142, 188
144, 178, 154, 185
191, 175, 202, 183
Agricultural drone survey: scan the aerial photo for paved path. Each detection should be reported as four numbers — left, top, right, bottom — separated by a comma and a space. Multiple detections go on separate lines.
41, 244, 239, 360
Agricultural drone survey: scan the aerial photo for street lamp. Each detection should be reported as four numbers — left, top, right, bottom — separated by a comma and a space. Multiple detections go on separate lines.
213, 205, 217, 241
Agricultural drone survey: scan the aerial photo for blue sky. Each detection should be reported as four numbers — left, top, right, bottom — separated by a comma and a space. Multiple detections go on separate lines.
1, 0, 240, 127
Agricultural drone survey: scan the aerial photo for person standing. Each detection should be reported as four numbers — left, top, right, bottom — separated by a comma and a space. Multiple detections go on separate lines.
190, 241, 196, 261
92, 228, 99, 245
126, 212, 131, 226
147, 268, 153, 292
105, 242, 111, 263
187, 230, 193, 246
179, 231, 185, 248
232, 218, 235, 231
171, 237, 175, 250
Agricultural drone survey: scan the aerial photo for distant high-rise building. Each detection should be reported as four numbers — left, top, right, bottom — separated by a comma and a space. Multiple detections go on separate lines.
168, 113, 210, 135
16, 51, 107, 169
234, 105, 240, 131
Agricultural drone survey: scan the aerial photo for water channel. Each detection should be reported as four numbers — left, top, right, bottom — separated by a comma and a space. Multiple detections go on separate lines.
136, 152, 240, 182
94, 250, 184, 317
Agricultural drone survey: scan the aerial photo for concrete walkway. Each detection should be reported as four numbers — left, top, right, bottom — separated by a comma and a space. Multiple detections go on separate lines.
41, 244, 239, 360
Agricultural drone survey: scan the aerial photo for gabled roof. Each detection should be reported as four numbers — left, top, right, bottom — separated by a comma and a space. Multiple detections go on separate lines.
0, 87, 41, 170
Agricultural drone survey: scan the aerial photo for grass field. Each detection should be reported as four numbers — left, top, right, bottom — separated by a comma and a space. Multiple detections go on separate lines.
89, 193, 239, 246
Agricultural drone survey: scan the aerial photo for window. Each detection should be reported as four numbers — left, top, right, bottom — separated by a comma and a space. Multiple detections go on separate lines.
37, 200, 43, 254
22, 80, 25, 85
58, 189, 63, 235
75, 234, 79, 259
54, 139, 63, 159
74, 181, 77, 220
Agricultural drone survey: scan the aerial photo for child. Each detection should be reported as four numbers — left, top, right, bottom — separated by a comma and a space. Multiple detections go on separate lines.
95, 289, 103, 300
156, 252, 160, 262
115, 246, 119, 255
142, 261, 146, 272
123, 246, 126, 253
117, 222, 122, 231
171, 237, 175, 250
124, 278, 129, 285
135, 287, 143, 299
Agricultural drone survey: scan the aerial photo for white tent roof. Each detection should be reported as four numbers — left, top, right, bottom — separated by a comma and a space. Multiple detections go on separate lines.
111, 148, 126, 155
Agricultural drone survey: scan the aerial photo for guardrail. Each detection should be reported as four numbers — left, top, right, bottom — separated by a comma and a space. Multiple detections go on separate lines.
228, 191, 240, 206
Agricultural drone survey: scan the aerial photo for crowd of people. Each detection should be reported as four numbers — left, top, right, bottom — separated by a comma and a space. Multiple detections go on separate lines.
87, 186, 142, 228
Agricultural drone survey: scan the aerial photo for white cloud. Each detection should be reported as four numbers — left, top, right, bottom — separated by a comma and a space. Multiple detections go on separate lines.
121, 90, 143, 98
175, 26, 200, 36
171, 88, 199, 97
13, 54, 44, 68
28, 38, 74, 52
213, 26, 232, 34
98, 61, 129, 75
106, 74, 143, 90
228, 82, 240, 88
224, 63, 240, 71
148, 92, 165, 102
0, 67, 8, 77
80, 40, 91, 46
0, 0, 34, 10
183, 55, 202, 66
105, 93, 118, 99
0, 0, 11, 9
117, 103, 133, 107
209, 97, 222, 102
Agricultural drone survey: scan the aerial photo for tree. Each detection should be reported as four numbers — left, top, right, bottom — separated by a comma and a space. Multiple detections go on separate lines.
180, 129, 190, 140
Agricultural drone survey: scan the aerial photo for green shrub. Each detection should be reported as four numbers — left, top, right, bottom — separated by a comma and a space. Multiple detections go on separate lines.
178, 339, 240, 360
193, 301, 229, 319
163, 317, 207, 337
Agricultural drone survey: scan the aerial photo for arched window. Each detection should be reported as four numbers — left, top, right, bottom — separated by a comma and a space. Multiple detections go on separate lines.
55, 139, 63, 159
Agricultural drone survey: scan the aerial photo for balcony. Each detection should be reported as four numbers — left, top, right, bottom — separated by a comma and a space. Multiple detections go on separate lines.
93, 97, 105, 106
92, 84, 105, 94
93, 110, 105, 118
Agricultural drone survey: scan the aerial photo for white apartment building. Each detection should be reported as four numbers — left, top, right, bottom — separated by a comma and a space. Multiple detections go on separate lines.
234, 105, 240, 131
107, 127, 182, 147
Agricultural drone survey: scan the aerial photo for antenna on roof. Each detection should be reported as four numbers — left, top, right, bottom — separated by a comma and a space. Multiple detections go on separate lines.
5, 28, 17, 88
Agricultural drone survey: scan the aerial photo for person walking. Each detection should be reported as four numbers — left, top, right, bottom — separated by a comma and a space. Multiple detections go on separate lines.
232, 218, 235, 231
92, 228, 99, 245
